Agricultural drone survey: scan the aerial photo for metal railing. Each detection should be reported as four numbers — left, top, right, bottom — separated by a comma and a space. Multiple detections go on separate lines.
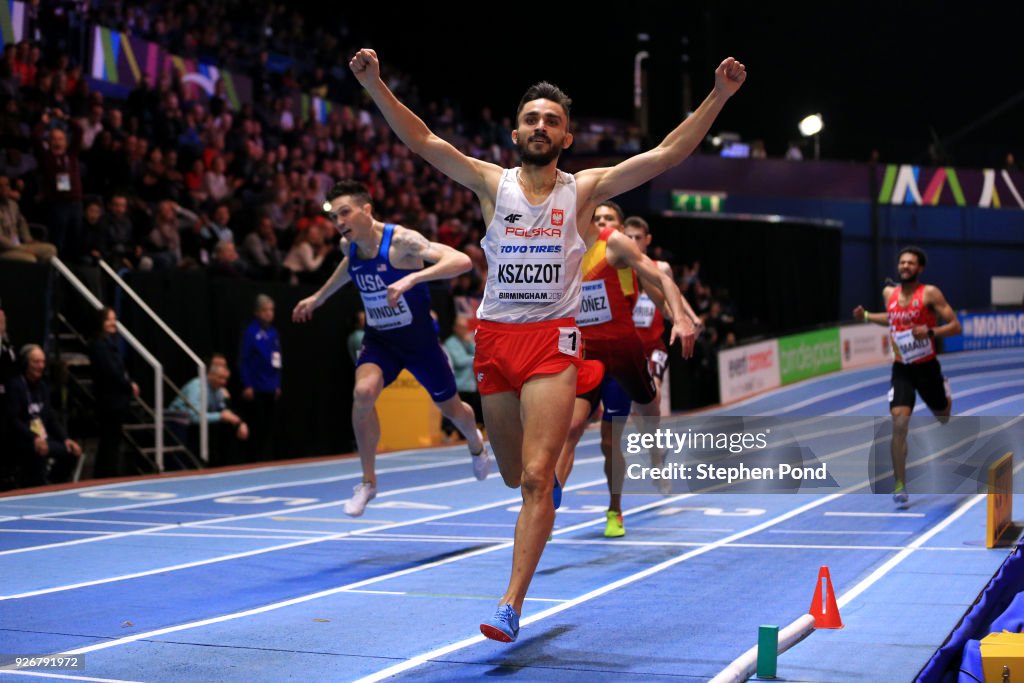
98, 260, 208, 464
50, 257, 167, 468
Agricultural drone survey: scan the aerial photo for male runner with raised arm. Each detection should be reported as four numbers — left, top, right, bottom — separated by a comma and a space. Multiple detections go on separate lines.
349, 48, 745, 641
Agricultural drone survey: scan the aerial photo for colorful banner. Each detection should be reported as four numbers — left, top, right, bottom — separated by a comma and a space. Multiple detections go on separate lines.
944, 311, 1024, 352
778, 328, 841, 385
89, 26, 255, 112
877, 165, 1023, 209
0, 0, 26, 46
648, 157, 1024, 211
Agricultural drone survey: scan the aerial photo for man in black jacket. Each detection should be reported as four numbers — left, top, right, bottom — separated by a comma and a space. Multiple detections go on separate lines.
6, 344, 82, 487
0, 304, 17, 489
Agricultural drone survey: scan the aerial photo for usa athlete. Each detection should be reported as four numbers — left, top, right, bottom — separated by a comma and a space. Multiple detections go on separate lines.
293, 180, 491, 516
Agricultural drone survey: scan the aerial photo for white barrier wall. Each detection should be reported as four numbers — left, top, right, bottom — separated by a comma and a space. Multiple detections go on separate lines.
717, 340, 781, 404
839, 324, 892, 369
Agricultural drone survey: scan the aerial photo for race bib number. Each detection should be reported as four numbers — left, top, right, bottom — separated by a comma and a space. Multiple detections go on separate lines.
494, 241, 565, 303
271, 351, 282, 369
633, 293, 656, 328
557, 326, 581, 357
892, 328, 931, 363
577, 280, 612, 326
360, 290, 413, 330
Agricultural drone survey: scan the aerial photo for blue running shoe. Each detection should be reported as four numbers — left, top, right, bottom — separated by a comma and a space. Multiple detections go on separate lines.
480, 604, 520, 642
893, 480, 909, 508
552, 474, 562, 510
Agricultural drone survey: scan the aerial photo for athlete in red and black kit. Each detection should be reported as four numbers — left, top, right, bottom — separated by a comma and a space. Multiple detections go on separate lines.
555, 202, 694, 537
853, 246, 960, 506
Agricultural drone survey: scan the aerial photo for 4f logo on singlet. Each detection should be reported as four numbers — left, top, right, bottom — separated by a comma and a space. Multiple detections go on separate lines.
504, 212, 523, 223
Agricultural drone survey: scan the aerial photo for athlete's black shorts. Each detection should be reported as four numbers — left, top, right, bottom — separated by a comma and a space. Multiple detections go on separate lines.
889, 358, 950, 412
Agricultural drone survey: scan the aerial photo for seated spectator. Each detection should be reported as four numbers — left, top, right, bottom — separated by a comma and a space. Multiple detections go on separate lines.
100, 194, 140, 268
203, 155, 234, 204
81, 196, 105, 263
5, 344, 83, 487
183, 158, 208, 205
0, 174, 56, 262
0, 304, 15, 391
167, 363, 248, 467
241, 215, 283, 280
283, 221, 331, 284
0, 304, 14, 490
209, 239, 249, 278
146, 199, 197, 269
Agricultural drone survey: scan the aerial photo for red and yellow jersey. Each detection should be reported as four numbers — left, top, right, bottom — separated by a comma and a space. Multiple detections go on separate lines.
887, 284, 937, 364
577, 227, 639, 341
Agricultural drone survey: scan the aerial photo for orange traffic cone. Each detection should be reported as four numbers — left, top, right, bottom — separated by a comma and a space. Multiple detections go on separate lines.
809, 565, 843, 629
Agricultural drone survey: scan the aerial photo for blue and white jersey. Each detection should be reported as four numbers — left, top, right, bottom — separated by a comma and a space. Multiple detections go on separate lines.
348, 223, 436, 345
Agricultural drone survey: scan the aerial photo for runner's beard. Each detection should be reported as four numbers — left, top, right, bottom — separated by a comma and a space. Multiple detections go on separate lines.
517, 137, 561, 166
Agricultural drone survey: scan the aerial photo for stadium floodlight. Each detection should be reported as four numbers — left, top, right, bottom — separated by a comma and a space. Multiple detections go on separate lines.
798, 113, 823, 137
798, 113, 824, 159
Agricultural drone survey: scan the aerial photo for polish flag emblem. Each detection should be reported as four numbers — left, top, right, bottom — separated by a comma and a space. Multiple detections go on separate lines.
551, 209, 564, 226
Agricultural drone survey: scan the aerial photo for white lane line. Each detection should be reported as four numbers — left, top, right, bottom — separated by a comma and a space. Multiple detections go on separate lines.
0, 467, 608, 601
836, 494, 986, 608
962, 393, 1024, 415
824, 511, 925, 518
0, 672, 141, 683
105, 510, 224, 517
631, 526, 736, 533
835, 375, 1024, 416
0, 441, 475, 503
351, 493, 844, 683
776, 369, 1024, 416
716, 352, 1021, 413
340, 589, 567, 604
0, 456, 492, 556
355, 410, 1024, 681
16, 518, 162, 528
196, 524, 338, 536
18, 457, 471, 522
311, 534, 989, 554
425, 528, 520, 532
56, 488, 699, 657
146, 532, 321, 541
767, 529, 910, 536
0, 529, 105, 536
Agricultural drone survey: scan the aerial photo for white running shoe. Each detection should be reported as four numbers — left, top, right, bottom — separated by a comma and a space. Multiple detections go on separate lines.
344, 482, 377, 517
471, 429, 491, 481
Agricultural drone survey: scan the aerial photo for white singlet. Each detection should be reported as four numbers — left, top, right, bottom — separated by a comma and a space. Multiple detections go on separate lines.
476, 168, 585, 324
